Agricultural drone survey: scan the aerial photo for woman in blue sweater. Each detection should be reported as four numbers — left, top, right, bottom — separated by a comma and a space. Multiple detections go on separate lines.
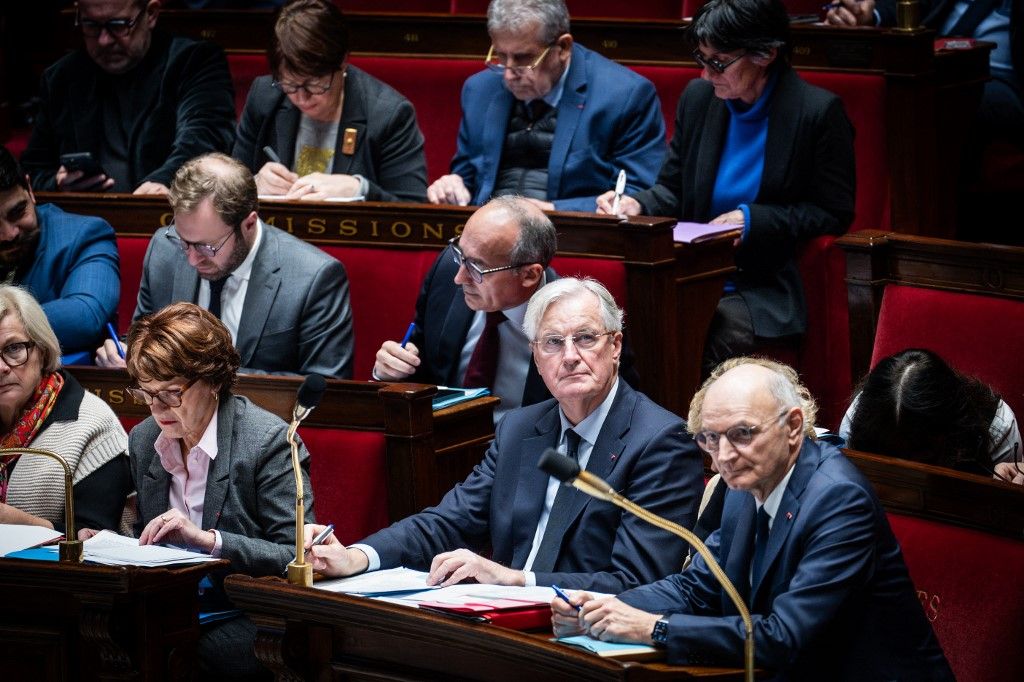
598, 0, 855, 377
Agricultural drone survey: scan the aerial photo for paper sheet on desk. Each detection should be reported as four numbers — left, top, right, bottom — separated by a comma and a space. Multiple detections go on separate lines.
258, 195, 365, 202
673, 221, 742, 243
0, 524, 64, 556
314, 566, 435, 595
83, 530, 219, 566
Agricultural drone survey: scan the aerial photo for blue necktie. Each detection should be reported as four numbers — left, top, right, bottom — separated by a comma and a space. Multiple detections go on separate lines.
752, 507, 771, 584
528, 429, 582, 572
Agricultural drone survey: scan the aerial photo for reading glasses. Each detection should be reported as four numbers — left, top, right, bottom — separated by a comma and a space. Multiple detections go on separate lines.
696, 409, 790, 453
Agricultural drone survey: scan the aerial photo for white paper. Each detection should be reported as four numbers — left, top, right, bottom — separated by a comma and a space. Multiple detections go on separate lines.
257, 195, 365, 202
0, 524, 64, 556
82, 530, 218, 566
314, 566, 434, 594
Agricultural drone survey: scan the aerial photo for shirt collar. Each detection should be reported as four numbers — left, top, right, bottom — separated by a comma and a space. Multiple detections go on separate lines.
558, 377, 620, 445
229, 219, 263, 283
757, 460, 796, 522
154, 407, 220, 472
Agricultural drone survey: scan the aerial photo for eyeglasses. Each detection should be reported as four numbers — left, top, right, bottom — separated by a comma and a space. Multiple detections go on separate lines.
0, 341, 36, 368
76, 8, 145, 38
692, 49, 746, 74
695, 409, 790, 454
449, 236, 532, 284
164, 226, 236, 259
273, 71, 336, 96
485, 44, 554, 76
533, 331, 615, 356
126, 379, 197, 408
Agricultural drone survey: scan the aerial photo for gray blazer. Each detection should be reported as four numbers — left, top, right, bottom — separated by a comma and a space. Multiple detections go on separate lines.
130, 394, 314, 576
134, 220, 354, 378
232, 67, 427, 202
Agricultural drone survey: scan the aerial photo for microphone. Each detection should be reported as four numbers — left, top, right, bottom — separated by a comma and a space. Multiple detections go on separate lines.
0, 447, 83, 562
538, 448, 755, 682
286, 374, 326, 587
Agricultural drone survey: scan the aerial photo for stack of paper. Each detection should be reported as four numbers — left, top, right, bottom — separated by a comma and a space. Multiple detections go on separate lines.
83, 530, 219, 567
0, 524, 64, 556
556, 635, 663, 661
314, 566, 435, 596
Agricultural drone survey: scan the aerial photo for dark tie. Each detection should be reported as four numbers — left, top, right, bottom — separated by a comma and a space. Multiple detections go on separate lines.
529, 429, 582, 572
207, 277, 228, 319
462, 311, 504, 389
752, 507, 771, 585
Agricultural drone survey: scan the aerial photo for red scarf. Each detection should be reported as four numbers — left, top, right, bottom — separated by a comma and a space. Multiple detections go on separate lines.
0, 371, 65, 503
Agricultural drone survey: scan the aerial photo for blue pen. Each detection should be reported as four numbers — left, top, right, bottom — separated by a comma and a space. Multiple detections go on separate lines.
400, 322, 416, 348
552, 584, 581, 612
106, 322, 125, 359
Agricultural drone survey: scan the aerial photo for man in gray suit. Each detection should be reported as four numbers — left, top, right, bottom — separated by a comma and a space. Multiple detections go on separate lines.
96, 152, 354, 378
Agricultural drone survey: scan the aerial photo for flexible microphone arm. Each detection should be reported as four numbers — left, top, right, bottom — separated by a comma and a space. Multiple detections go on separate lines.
286, 374, 326, 587
0, 447, 84, 562
538, 449, 754, 682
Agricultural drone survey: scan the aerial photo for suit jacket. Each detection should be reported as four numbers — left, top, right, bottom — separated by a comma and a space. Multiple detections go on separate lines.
619, 439, 953, 680
360, 381, 703, 593
135, 221, 354, 378
232, 68, 428, 202
21, 31, 236, 191
130, 394, 314, 578
451, 43, 666, 212
633, 67, 855, 338
16, 203, 119, 352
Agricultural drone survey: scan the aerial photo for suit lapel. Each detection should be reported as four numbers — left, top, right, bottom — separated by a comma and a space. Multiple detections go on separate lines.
438, 293, 476, 386
548, 48, 586, 198
694, 97, 729, 220
759, 69, 800, 201
201, 397, 235, 530
235, 224, 282, 367
275, 99, 301, 169
510, 405, 561, 568
142, 440, 172, 524
723, 492, 757, 609
70, 69, 102, 161
479, 89, 514, 201
171, 250, 200, 304
332, 70, 367, 175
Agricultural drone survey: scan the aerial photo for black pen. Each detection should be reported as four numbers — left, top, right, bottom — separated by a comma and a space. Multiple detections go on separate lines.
552, 584, 581, 612
263, 145, 282, 164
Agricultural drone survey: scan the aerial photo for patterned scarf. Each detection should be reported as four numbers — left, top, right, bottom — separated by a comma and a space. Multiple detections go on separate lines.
0, 371, 65, 503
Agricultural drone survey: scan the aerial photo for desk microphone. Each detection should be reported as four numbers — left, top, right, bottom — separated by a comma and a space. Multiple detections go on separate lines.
287, 374, 326, 587
538, 448, 755, 682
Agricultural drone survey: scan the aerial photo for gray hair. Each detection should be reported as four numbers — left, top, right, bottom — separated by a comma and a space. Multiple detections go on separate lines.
0, 286, 62, 373
523, 277, 624, 341
484, 196, 557, 269
487, 0, 571, 45
688, 356, 818, 437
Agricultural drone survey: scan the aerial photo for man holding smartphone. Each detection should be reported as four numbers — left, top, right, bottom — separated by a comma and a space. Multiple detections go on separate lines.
19, 0, 235, 195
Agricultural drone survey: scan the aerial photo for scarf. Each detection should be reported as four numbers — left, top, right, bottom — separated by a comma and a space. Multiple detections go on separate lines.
0, 371, 65, 503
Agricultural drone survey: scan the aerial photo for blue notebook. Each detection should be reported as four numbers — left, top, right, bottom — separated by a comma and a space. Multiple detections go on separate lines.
5, 546, 60, 561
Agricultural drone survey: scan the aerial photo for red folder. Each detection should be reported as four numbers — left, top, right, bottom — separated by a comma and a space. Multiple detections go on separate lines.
416, 597, 552, 631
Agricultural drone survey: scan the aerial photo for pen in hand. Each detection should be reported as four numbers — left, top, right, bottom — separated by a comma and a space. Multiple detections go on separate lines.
400, 322, 416, 349
552, 584, 581, 612
263, 145, 282, 164
306, 523, 335, 555
611, 169, 626, 215
105, 322, 125, 359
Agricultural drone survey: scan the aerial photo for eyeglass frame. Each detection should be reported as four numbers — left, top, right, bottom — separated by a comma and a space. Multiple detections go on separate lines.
0, 341, 37, 368
126, 378, 198, 408
691, 48, 746, 75
484, 43, 555, 76
164, 225, 237, 259
695, 408, 791, 454
272, 71, 336, 96
449, 236, 534, 284
76, 7, 146, 38
532, 331, 616, 355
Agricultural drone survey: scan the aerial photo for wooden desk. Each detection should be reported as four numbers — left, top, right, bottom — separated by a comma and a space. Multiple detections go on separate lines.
0, 559, 223, 681
68, 366, 498, 524
47, 195, 736, 416
224, 574, 749, 681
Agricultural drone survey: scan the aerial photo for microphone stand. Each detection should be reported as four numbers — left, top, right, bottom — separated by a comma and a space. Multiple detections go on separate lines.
559, 465, 754, 682
0, 447, 83, 562
285, 414, 312, 587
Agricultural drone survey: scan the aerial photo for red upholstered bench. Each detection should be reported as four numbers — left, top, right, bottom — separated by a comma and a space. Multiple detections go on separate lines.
115, 236, 150, 334
226, 53, 270, 120
887, 513, 1024, 682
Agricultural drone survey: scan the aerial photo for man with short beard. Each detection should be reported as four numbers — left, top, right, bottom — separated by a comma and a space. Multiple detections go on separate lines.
20, 0, 235, 195
95, 153, 354, 378
0, 145, 118, 355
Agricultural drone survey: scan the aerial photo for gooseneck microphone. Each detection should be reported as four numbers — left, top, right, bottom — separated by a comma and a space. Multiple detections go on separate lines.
538, 448, 755, 682
0, 447, 83, 563
287, 374, 326, 587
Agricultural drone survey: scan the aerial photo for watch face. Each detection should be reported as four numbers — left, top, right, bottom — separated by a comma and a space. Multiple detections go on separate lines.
652, 618, 669, 646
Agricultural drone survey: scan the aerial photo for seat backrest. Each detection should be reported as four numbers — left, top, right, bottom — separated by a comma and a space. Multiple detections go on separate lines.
115, 236, 149, 334
227, 53, 270, 120
628, 65, 703, 139
550, 255, 627, 310
871, 284, 1024, 418
887, 512, 1024, 682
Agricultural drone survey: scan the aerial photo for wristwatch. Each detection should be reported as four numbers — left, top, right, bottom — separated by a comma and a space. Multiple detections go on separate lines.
651, 618, 670, 647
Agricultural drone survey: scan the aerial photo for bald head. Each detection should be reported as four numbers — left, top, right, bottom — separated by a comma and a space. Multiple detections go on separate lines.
169, 153, 258, 229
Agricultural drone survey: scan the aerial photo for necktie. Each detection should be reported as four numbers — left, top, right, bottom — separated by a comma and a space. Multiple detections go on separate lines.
752, 507, 771, 585
207, 277, 228, 319
529, 429, 583, 572
463, 311, 504, 389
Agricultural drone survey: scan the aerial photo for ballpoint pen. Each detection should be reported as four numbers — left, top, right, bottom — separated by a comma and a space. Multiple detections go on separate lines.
400, 322, 416, 349
611, 169, 626, 215
106, 322, 125, 359
263, 145, 282, 164
552, 584, 581, 612
309, 523, 335, 548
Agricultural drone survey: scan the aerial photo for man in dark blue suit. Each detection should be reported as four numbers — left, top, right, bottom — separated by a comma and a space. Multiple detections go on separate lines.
426, 0, 666, 212
553, 358, 953, 680
309, 278, 703, 594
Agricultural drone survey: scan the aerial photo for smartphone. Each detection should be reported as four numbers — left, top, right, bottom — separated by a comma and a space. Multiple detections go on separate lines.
60, 152, 107, 178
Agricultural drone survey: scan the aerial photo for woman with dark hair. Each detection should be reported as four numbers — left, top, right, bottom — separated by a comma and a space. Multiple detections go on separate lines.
840, 348, 1022, 484
123, 302, 314, 678
232, 0, 427, 202
597, 0, 855, 377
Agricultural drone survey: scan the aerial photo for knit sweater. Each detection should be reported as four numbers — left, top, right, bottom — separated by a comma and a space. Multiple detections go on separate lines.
6, 373, 128, 527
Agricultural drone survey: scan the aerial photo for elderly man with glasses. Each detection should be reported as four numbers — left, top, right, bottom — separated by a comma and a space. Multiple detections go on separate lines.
20, 0, 235, 195
426, 0, 666, 211
552, 356, 954, 680
310, 277, 703, 594
95, 152, 354, 378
